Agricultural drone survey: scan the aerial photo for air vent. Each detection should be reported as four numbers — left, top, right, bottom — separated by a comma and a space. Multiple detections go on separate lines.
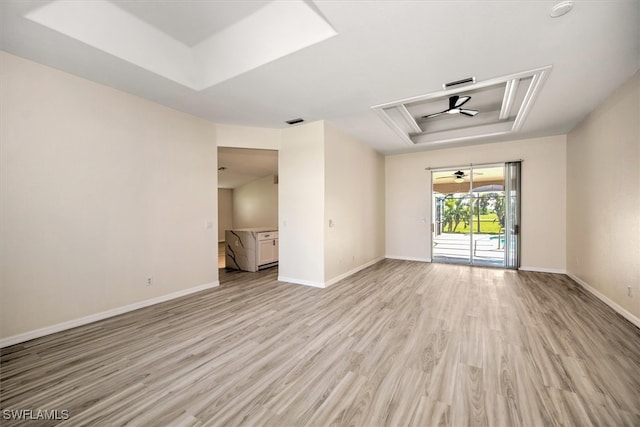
285, 118, 304, 125
443, 77, 476, 90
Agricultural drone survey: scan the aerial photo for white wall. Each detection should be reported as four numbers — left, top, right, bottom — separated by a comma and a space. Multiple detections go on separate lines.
278, 121, 325, 285
278, 121, 385, 287
233, 175, 278, 229
567, 70, 639, 323
324, 124, 385, 284
218, 188, 233, 241
0, 52, 218, 343
216, 123, 281, 149
385, 136, 567, 272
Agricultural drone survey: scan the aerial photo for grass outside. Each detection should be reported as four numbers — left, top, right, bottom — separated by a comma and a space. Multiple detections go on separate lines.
444, 214, 503, 234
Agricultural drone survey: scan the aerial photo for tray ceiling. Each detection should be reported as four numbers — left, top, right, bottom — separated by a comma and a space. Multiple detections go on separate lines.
372, 67, 551, 147
24, 0, 336, 91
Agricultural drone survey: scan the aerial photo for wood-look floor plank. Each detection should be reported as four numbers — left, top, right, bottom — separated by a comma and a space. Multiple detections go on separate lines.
1, 260, 640, 426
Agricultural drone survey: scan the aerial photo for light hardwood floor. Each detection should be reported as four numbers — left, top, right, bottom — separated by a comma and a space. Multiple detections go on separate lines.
2, 260, 639, 426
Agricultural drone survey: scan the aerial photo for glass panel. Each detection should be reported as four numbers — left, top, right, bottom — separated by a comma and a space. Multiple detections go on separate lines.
432, 169, 471, 264
470, 165, 505, 267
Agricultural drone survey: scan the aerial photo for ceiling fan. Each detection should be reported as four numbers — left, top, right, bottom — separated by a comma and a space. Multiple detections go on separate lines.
422, 95, 479, 119
436, 170, 483, 181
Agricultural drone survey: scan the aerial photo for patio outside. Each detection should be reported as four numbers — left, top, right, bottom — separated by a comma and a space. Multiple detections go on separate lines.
432, 166, 506, 267
433, 231, 505, 266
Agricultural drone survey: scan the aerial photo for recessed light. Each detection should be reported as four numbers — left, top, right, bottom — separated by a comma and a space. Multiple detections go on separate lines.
285, 118, 304, 125
550, 1, 573, 18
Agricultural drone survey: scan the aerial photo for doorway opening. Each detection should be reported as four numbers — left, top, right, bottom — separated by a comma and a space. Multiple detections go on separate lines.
217, 147, 279, 281
431, 162, 520, 268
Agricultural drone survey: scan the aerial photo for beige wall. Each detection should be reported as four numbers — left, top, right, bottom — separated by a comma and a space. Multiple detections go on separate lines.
0, 52, 218, 342
385, 135, 567, 272
278, 121, 385, 287
278, 121, 326, 285
216, 123, 281, 150
324, 124, 385, 284
232, 175, 278, 229
218, 189, 233, 241
567, 70, 640, 323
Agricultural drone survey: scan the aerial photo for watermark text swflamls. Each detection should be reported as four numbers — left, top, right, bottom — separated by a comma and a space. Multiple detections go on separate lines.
2, 409, 70, 421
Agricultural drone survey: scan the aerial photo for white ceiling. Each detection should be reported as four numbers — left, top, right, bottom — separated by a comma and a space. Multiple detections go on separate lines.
218, 148, 278, 189
1, 1, 638, 154
111, 1, 267, 47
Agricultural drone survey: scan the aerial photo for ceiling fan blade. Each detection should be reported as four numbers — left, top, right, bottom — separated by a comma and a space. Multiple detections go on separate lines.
460, 109, 478, 117
448, 95, 459, 110
454, 96, 471, 108
422, 111, 445, 119
437, 170, 470, 180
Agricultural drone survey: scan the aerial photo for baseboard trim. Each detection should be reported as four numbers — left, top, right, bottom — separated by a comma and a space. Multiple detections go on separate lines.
324, 257, 385, 288
0, 281, 220, 348
277, 276, 325, 288
279, 257, 385, 289
519, 266, 567, 274
385, 255, 432, 263
567, 272, 640, 329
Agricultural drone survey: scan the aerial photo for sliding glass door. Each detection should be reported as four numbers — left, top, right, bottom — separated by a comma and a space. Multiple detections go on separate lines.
432, 168, 471, 264
431, 162, 520, 268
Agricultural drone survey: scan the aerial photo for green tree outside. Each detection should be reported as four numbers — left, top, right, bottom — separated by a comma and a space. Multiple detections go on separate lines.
442, 192, 505, 234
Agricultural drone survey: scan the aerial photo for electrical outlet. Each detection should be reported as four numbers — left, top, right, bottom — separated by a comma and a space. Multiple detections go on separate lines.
147, 277, 152, 286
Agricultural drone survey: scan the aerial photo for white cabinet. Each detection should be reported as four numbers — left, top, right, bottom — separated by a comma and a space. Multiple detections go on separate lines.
225, 228, 278, 272
257, 232, 279, 267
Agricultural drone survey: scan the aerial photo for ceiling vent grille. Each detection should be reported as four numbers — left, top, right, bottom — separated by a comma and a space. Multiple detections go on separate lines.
443, 77, 475, 90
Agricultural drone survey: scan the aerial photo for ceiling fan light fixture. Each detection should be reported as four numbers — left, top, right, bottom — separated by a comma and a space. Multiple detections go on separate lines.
454, 177, 465, 183
550, 1, 573, 18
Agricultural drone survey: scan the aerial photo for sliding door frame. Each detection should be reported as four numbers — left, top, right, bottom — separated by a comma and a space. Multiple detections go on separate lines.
504, 161, 521, 269
429, 160, 522, 269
